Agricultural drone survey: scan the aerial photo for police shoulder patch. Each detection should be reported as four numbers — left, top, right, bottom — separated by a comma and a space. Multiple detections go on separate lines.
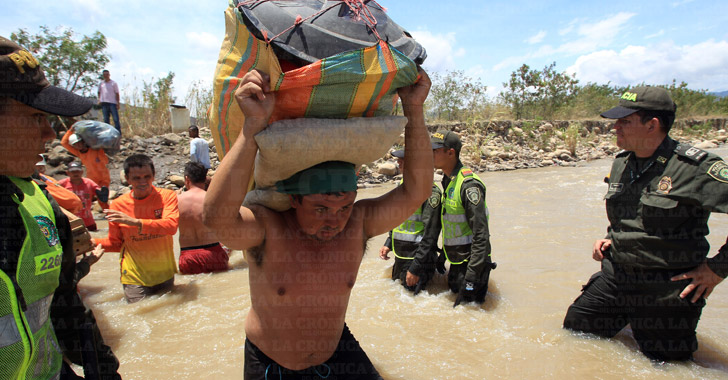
707, 160, 728, 183
428, 193, 441, 208
465, 187, 482, 205
675, 144, 708, 162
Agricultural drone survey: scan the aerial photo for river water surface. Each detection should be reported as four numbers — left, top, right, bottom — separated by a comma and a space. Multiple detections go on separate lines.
81, 150, 728, 379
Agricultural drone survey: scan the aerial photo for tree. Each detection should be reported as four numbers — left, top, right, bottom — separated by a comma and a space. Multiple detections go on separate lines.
499, 64, 541, 120
500, 62, 579, 120
11, 26, 110, 96
427, 70, 488, 121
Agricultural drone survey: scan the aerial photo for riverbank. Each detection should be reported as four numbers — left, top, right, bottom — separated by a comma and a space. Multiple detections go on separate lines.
42, 117, 728, 195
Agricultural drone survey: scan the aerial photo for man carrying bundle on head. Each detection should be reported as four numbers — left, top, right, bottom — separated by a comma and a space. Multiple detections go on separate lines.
203, 68, 432, 379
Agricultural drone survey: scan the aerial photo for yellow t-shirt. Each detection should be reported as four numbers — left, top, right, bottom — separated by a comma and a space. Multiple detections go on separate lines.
95, 187, 179, 286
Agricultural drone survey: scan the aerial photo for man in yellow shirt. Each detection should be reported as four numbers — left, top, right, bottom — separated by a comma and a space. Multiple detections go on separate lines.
94, 154, 179, 303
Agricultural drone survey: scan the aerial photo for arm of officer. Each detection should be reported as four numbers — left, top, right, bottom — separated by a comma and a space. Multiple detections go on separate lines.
360, 69, 433, 238
203, 70, 274, 250
462, 180, 492, 285
670, 156, 728, 301
406, 186, 442, 286
379, 232, 393, 260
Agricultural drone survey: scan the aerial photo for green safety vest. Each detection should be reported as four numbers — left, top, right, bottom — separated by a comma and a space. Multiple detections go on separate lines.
441, 168, 488, 264
391, 181, 426, 260
0, 177, 63, 380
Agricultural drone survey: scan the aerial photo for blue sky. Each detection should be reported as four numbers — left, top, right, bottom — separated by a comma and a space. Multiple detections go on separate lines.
2, 0, 727, 104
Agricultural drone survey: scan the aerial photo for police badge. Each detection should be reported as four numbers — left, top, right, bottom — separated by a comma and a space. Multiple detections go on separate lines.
657, 176, 672, 195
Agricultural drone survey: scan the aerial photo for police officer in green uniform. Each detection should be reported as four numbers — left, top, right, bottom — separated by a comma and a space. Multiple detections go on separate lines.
563, 86, 728, 361
379, 149, 443, 292
407, 130, 494, 307
0, 36, 121, 379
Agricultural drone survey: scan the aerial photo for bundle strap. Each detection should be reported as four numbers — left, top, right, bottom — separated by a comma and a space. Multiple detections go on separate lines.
237, 0, 387, 44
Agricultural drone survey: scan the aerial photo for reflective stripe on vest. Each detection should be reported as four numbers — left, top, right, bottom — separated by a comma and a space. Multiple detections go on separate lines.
441, 168, 487, 264
0, 295, 52, 349
391, 180, 427, 260
0, 177, 63, 380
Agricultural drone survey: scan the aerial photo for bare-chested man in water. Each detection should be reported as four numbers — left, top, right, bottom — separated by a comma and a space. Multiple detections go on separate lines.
203, 69, 432, 379
178, 161, 229, 274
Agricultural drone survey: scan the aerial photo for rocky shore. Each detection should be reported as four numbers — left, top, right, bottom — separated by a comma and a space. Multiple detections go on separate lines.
41, 117, 728, 198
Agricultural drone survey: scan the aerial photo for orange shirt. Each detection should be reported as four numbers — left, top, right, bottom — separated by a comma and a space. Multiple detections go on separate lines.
94, 187, 179, 286
61, 128, 111, 187
38, 174, 83, 214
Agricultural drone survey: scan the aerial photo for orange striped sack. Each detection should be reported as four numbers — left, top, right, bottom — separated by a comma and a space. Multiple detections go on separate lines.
209, 4, 419, 158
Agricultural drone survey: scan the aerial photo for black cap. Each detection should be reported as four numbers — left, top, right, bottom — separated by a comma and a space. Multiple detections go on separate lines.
430, 129, 462, 152
600, 86, 677, 119
66, 161, 84, 171
0, 36, 93, 116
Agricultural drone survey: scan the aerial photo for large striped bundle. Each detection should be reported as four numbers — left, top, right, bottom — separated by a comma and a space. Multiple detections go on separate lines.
209, 3, 420, 158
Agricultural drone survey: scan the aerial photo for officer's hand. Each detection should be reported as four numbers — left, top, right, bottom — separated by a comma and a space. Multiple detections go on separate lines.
406, 271, 420, 287
592, 239, 612, 261
81, 244, 105, 267
95, 186, 109, 203
379, 246, 391, 260
453, 281, 478, 307
671, 261, 724, 303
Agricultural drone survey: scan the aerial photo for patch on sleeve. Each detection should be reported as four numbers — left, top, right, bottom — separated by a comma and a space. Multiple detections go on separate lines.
707, 161, 728, 183
466, 187, 482, 205
428, 193, 441, 208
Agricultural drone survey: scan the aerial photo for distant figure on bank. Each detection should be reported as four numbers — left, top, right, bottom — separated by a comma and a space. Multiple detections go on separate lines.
379, 148, 444, 292
58, 161, 101, 231
61, 124, 111, 206
94, 154, 179, 303
34, 154, 83, 214
178, 162, 229, 274
98, 69, 121, 133
189, 125, 211, 170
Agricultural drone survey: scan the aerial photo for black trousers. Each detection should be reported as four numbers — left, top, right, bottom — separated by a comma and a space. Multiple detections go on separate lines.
244, 324, 382, 380
563, 258, 705, 361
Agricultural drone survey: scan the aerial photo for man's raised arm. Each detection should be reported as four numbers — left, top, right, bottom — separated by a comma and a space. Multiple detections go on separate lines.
203, 70, 275, 250
362, 69, 433, 238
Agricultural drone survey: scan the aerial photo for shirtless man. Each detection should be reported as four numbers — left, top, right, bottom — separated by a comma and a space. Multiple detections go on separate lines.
178, 161, 229, 274
203, 69, 432, 378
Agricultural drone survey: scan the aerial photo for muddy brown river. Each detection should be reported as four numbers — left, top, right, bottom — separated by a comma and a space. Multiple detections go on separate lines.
80, 150, 728, 379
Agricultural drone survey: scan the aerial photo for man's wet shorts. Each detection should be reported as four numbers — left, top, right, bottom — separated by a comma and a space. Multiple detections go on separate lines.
179, 242, 229, 274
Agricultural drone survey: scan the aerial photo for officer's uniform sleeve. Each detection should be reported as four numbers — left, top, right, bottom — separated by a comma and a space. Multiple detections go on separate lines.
461, 180, 492, 284
383, 232, 393, 251
693, 156, 728, 277
409, 185, 442, 277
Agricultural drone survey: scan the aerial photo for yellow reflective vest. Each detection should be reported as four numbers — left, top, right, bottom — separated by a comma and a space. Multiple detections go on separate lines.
0, 177, 63, 380
441, 168, 488, 264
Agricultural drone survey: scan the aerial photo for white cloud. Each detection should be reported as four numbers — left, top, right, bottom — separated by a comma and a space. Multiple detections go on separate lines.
567, 39, 728, 91
493, 13, 635, 73
409, 30, 461, 73
185, 31, 220, 55
526, 30, 547, 45
645, 30, 665, 39
68, 0, 107, 21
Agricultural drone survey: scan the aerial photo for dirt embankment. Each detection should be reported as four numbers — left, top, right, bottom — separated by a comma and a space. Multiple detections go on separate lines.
42, 118, 728, 197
